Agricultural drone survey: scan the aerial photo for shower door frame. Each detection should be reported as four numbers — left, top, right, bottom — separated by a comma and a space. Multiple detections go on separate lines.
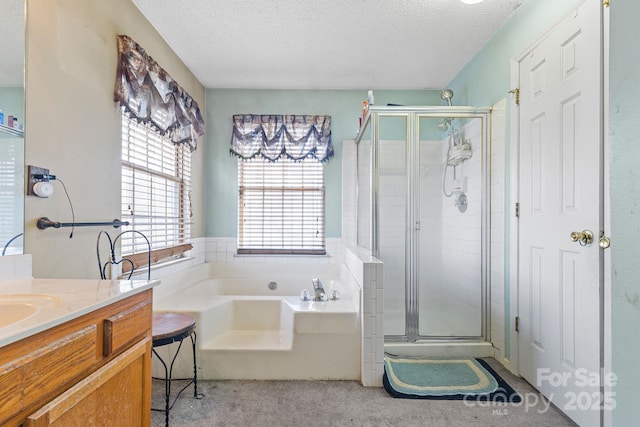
358, 106, 491, 343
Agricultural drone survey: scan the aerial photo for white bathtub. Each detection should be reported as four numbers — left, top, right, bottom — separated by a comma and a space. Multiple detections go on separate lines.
152, 262, 361, 380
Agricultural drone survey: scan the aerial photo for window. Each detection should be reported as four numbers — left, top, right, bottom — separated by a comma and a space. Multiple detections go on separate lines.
237, 157, 325, 255
120, 112, 192, 260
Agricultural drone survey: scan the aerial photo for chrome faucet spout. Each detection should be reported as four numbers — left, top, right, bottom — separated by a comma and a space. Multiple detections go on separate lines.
312, 278, 325, 301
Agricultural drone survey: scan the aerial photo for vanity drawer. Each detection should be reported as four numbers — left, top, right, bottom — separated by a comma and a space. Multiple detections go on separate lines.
103, 299, 152, 357
0, 325, 97, 425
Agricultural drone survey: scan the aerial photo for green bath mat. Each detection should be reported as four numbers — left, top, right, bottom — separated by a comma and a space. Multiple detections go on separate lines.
383, 354, 521, 402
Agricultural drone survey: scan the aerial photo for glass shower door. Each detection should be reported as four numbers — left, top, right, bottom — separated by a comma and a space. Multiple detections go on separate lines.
416, 115, 485, 338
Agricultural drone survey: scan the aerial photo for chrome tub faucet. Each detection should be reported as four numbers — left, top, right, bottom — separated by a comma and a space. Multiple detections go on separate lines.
312, 278, 325, 301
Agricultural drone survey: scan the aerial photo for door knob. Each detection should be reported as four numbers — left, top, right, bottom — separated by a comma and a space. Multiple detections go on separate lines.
570, 230, 594, 246
599, 233, 611, 249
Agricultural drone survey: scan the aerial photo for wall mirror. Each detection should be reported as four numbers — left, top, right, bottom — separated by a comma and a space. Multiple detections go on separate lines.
0, 0, 25, 255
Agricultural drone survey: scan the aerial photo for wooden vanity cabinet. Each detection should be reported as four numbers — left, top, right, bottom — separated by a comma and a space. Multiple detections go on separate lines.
0, 289, 153, 427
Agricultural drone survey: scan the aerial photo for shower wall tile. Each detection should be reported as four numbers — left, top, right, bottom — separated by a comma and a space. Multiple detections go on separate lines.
376, 289, 384, 314
342, 140, 358, 247
347, 245, 376, 384
346, 248, 384, 387
362, 362, 372, 383
363, 315, 373, 338
356, 140, 372, 249
345, 246, 364, 285
362, 337, 372, 361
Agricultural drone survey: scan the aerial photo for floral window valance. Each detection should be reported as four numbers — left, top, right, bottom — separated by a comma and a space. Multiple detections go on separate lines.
114, 35, 204, 151
230, 114, 333, 163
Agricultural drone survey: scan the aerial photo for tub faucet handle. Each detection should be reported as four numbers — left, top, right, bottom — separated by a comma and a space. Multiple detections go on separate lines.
300, 289, 311, 301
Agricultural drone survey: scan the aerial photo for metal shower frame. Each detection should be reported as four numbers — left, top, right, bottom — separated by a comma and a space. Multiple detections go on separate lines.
355, 105, 492, 343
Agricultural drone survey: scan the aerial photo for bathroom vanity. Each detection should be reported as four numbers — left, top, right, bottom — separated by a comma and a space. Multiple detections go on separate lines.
0, 278, 157, 426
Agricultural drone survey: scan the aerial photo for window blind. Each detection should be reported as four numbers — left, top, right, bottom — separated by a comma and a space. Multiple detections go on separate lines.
238, 157, 325, 254
121, 113, 191, 256
0, 140, 21, 254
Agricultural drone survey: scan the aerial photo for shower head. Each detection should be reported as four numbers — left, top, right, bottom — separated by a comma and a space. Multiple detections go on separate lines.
440, 89, 454, 106
436, 119, 450, 132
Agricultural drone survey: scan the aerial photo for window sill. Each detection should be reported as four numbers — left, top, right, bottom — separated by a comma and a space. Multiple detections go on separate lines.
118, 256, 196, 279
233, 253, 330, 261
234, 253, 329, 257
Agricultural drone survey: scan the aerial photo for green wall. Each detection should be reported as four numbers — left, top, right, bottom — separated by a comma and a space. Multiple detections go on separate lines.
204, 89, 442, 238
609, 2, 640, 425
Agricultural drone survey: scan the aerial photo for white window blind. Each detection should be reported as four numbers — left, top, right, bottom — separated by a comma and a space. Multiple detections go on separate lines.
0, 140, 22, 255
121, 112, 191, 256
238, 157, 325, 255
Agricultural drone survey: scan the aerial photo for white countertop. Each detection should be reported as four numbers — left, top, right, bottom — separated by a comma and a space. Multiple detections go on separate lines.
0, 277, 159, 348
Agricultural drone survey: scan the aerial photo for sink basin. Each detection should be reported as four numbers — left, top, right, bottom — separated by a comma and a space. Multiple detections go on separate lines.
0, 294, 61, 329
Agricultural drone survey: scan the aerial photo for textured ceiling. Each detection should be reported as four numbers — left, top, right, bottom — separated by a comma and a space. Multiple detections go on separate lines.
133, 0, 524, 90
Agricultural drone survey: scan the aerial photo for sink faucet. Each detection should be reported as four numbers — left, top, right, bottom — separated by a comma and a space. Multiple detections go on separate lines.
312, 278, 325, 301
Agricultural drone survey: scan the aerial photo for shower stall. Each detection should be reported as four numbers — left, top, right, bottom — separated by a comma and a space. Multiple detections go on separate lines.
355, 102, 491, 354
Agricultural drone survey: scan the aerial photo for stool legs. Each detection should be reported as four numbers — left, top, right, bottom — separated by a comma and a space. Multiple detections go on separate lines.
190, 331, 201, 399
152, 331, 203, 427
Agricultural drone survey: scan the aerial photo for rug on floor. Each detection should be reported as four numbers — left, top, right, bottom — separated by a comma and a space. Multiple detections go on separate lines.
383, 354, 521, 402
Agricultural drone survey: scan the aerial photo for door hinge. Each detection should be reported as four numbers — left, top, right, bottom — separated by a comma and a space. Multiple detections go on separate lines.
509, 88, 520, 106
515, 202, 520, 218
515, 316, 520, 333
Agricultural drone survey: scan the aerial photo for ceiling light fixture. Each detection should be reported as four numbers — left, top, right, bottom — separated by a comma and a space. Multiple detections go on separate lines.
461, 0, 486, 4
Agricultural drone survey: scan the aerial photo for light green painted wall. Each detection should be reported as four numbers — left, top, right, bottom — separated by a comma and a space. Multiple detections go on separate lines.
204, 89, 442, 238
446, 0, 581, 360
609, 2, 640, 425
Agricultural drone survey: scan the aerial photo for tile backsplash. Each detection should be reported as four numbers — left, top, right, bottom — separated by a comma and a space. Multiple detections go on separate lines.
0, 254, 32, 282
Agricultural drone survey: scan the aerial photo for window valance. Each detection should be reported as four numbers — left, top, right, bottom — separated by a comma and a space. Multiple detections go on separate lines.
230, 114, 333, 163
114, 35, 204, 151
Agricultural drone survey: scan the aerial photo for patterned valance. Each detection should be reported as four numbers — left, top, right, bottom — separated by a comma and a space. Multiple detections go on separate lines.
114, 35, 204, 151
230, 114, 333, 163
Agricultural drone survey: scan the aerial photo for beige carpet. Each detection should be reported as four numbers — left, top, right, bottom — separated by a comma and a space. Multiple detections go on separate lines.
151, 359, 576, 427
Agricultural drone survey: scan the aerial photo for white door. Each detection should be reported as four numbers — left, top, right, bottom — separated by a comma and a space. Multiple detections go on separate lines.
517, 1, 602, 426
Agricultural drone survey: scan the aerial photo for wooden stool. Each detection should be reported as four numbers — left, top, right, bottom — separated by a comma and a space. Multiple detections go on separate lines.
151, 312, 203, 427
